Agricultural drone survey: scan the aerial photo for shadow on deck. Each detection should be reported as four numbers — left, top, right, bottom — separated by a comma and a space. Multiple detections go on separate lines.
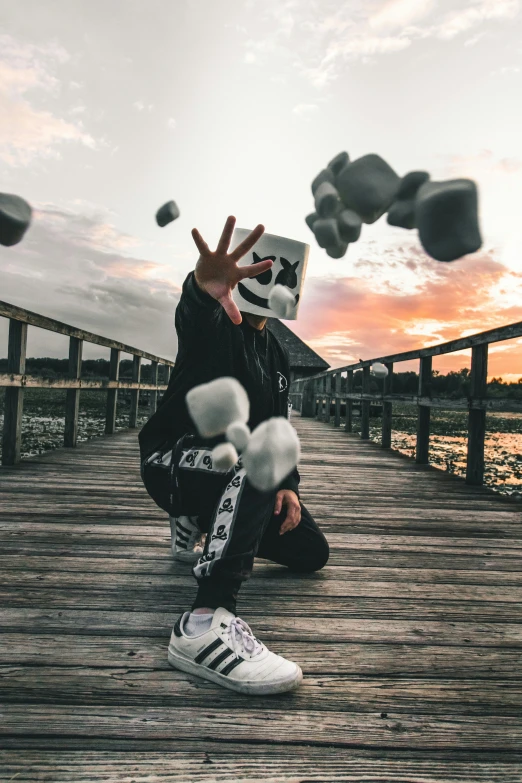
1, 414, 522, 782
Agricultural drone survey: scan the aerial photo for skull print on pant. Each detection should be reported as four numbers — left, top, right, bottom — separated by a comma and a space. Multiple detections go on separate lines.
144, 433, 329, 614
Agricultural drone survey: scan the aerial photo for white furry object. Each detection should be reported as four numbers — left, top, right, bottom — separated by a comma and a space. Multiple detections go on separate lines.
268, 285, 295, 319
243, 417, 301, 492
226, 421, 251, 452
371, 362, 388, 378
186, 377, 250, 437
211, 442, 239, 472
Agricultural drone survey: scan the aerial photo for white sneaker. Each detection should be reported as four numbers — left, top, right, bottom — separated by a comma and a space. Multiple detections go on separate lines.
170, 515, 205, 563
168, 607, 303, 695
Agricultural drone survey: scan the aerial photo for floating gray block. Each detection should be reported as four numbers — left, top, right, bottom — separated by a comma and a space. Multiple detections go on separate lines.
387, 199, 416, 230
0, 193, 32, 247
335, 153, 400, 224
326, 241, 349, 259
415, 179, 482, 262
305, 212, 319, 231
314, 181, 341, 218
155, 200, 180, 227
313, 218, 341, 249
338, 209, 362, 243
327, 151, 349, 177
397, 170, 430, 200
311, 168, 335, 196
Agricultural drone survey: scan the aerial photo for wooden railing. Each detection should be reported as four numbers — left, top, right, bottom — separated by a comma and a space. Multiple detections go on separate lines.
0, 301, 175, 466
290, 321, 522, 486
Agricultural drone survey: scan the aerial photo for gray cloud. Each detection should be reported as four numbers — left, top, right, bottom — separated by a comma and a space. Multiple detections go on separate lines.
0, 205, 181, 360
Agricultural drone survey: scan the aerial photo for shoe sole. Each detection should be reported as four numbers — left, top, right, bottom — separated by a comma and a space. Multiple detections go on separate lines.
168, 646, 303, 695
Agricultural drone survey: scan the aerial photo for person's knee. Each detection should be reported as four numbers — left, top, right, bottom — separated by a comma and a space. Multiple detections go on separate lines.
309, 535, 329, 571
290, 535, 329, 573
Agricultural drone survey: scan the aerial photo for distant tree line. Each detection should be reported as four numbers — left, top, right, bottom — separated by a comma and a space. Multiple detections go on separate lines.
1, 359, 521, 399
0, 357, 167, 382
343, 367, 522, 399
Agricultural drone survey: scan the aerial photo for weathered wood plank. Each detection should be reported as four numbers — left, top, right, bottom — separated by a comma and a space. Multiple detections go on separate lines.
1, 703, 522, 749
128, 354, 141, 428
467, 343, 488, 486
1, 318, 27, 465
361, 365, 370, 439
63, 336, 83, 448
0, 750, 520, 783
1, 667, 521, 716
381, 361, 393, 448
2, 634, 521, 678
2, 588, 522, 622
104, 347, 120, 435
2, 543, 522, 572
2, 557, 522, 586
1, 607, 521, 646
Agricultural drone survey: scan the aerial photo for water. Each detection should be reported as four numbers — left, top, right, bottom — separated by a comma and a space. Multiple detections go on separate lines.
0, 389, 150, 459
344, 405, 522, 499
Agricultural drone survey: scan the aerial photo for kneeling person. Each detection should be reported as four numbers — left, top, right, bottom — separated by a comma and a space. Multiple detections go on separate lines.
139, 216, 329, 694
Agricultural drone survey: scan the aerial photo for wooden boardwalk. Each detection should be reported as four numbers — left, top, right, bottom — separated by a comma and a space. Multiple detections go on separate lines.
1, 414, 522, 782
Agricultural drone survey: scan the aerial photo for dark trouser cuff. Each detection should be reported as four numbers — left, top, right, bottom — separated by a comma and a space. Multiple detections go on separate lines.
192, 577, 241, 615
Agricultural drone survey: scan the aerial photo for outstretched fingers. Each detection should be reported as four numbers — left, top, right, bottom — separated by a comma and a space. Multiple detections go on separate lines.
238, 258, 274, 280
218, 292, 243, 325
216, 215, 237, 255
230, 223, 265, 262
191, 228, 211, 256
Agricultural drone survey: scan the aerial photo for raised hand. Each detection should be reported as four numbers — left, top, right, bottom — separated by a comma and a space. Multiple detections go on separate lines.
192, 215, 272, 324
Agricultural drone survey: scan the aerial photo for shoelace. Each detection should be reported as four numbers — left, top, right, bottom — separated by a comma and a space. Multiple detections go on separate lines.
230, 617, 264, 657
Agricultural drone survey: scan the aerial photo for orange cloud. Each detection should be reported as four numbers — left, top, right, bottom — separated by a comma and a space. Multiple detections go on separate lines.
292, 248, 522, 378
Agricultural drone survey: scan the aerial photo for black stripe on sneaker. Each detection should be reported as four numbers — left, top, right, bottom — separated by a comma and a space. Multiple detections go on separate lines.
176, 521, 193, 536
176, 529, 189, 543
175, 539, 188, 549
194, 638, 225, 665
220, 656, 244, 676
207, 647, 233, 671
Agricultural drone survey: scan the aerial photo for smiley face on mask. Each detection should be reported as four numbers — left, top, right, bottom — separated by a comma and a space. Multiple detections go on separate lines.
231, 229, 310, 320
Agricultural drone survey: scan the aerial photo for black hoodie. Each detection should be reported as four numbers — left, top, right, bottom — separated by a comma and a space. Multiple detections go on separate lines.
138, 272, 300, 496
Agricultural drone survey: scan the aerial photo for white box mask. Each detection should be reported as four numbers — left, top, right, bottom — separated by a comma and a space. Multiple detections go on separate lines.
229, 228, 309, 320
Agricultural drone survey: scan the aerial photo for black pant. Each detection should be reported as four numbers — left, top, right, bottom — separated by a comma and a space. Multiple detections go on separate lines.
141, 435, 329, 614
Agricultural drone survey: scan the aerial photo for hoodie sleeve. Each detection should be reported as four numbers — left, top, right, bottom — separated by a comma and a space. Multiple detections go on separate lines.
278, 465, 301, 497
175, 272, 223, 339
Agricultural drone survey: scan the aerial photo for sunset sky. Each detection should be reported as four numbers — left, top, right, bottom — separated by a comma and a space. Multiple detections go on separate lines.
1, 0, 522, 379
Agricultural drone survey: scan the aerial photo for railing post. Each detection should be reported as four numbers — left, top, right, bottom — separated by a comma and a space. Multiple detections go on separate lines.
361, 366, 370, 440
295, 382, 303, 415
381, 362, 393, 448
129, 355, 142, 428
300, 380, 309, 417
416, 356, 432, 464
64, 336, 83, 447
345, 370, 353, 432
466, 344, 488, 486
317, 375, 326, 421
105, 348, 120, 435
324, 374, 332, 423
334, 373, 341, 427
2, 319, 28, 465
163, 363, 171, 387
315, 377, 321, 420
149, 361, 159, 415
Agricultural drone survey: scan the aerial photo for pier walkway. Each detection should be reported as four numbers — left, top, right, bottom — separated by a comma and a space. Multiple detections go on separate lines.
1, 414, 522, 782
